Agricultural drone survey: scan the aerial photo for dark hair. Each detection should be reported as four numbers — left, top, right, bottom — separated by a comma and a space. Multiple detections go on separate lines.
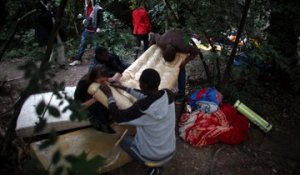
162, 45, 176, 62
95, 46, 108, 55
139, 68, 161, 89
88, 65, 110, 83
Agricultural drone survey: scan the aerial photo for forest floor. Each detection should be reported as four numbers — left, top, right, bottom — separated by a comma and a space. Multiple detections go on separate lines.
0, 49, 300, 175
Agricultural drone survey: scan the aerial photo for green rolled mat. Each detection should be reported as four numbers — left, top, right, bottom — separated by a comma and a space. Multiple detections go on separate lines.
234, 100, 272, 133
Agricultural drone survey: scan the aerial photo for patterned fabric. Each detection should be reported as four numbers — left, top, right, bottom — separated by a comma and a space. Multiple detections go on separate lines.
179, 104, 249, 147
187, 87, 223, 113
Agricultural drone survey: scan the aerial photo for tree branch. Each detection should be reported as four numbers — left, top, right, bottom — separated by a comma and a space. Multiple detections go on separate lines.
1, 0, 68, 156
0, 9, 36, 62
221, 0, 251, 90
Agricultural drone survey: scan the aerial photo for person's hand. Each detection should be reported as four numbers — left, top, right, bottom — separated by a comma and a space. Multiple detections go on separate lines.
108, 73, 122, 82
110, 81, 124, 89
100, 85, 113, 97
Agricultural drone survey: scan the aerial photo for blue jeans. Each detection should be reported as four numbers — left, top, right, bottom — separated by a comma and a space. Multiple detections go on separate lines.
178, 67, 186, 96
120, 136, 175, 168
74, 30, 97, 61
120, 136, 146, 165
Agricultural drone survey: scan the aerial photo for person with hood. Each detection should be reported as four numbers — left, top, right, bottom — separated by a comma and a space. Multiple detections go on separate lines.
69, 0, 103, 66
100, 68, 176, 175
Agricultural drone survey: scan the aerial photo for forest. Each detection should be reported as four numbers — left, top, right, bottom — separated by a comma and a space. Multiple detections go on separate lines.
0, 0, 300, 174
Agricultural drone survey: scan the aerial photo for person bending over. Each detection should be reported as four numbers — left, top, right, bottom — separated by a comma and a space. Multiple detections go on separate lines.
150, 29, 199, 98
74, 65, 115, 133
89, 46, 128, 81
100, 68, 176, 175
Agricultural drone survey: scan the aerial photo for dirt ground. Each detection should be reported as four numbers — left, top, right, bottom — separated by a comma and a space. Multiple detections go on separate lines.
1, 50, 300, 175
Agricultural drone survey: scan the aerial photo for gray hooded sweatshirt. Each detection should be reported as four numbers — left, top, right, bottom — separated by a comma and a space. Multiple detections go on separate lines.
107, 88, 176, 160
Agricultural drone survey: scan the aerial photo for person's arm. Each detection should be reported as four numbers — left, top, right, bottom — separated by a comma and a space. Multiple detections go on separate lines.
110, 82, 146, 100
110, 54, 126, 73
108, 73, 122, 82
179, 45, 199, 67
81, 97, 97, 109
74, 79, 96, 109
100, 84, 145, 123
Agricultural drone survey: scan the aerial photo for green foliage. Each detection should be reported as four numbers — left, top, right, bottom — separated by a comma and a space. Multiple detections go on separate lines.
22, 158, 48, 175
34, 116, 47, 133
65, 96, 88, 121
95, 11, 136, 60
3, 29, 43, 59
65, 152, 105, 175
39, 131, 58, 150
148, 2, 167, 33
52, 150, 62, 165
36, 100, 46, 115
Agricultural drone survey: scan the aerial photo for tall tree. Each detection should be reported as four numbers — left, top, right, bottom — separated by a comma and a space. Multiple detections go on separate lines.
268, 0, 300, 66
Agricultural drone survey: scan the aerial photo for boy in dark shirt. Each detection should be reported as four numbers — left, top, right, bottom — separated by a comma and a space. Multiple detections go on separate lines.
89, 46, 128, 76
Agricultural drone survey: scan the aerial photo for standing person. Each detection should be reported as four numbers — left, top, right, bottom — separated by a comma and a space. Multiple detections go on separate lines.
35, 0, 68, 69
100, 68, 176, 175
132, 3, 151, 60
69, 0, 103, 66
150, 29, 199, 99
74, 65, 115, 133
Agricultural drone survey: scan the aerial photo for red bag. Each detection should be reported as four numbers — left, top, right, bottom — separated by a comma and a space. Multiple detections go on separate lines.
179, 104, 249, 147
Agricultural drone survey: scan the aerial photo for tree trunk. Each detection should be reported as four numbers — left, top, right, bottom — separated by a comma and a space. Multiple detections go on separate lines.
268, 0, 300, 66
221, 0, 251, 90
0, 0, 7, 27
203, 31, 220, 85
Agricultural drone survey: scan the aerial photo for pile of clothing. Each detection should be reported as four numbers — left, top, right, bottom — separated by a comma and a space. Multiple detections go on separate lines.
179, 87, 249, 147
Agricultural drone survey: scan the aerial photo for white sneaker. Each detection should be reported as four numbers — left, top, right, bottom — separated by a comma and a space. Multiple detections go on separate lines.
69, 60, 81, 66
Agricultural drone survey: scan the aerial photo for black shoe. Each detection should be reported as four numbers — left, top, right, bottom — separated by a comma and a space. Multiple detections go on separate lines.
96, 124, 116, 134
146, 167, 161, 175
89, 118, 116, 134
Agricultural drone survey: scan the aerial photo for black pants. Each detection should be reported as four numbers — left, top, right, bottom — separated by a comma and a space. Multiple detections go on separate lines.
135, 34, 149, 51
88, 102, 110, 124
134, 34, 149, 60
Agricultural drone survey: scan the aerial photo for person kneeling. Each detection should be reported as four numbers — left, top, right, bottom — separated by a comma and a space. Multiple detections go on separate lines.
74, 65, 115, 134
100, 68, 176, 175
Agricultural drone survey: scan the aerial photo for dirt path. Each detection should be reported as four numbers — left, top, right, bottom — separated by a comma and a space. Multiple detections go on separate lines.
1, 52, 300, 175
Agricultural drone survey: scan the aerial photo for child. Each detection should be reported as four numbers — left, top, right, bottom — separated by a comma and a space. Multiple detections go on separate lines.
74, 65, 115, 133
